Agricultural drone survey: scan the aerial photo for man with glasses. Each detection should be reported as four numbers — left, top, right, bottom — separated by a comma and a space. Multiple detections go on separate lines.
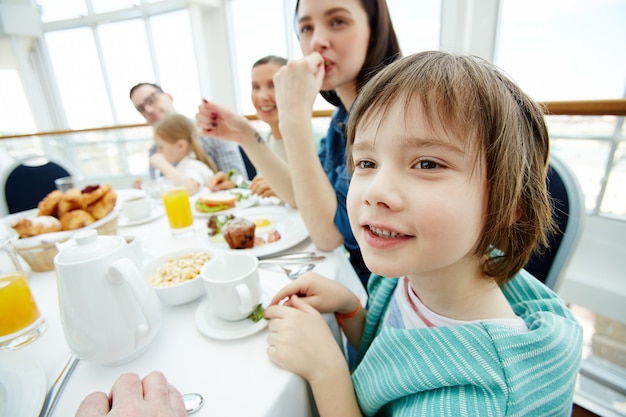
129, 82, 247, 183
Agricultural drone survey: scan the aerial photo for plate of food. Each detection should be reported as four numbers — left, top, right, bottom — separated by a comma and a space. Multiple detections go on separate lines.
203, 206, 309, 257
190, 189, 257, 217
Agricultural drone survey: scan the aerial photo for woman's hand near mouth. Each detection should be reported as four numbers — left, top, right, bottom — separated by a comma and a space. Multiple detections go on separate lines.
273, 52, 325, 124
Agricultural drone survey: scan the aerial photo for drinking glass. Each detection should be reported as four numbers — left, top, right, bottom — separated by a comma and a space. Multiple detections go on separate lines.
54, 175, 84, 192
0, 237, 46, 350
158, 177, 194, 238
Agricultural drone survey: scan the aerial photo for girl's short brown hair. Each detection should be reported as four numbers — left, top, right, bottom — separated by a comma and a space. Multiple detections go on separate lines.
346, 51, 554, 285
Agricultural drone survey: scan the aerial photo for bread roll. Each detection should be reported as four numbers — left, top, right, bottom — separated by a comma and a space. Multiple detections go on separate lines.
12, 216, 62, 238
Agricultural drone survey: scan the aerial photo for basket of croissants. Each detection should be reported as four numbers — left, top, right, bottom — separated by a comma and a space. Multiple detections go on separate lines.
9, 184, 118, 272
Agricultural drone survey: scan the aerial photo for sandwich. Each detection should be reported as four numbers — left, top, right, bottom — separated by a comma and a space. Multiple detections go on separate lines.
194, 192, 238, 213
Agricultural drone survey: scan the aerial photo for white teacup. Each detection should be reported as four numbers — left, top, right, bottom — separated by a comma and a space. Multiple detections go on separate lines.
200, 252, 260, 321
122, 195, 151, 220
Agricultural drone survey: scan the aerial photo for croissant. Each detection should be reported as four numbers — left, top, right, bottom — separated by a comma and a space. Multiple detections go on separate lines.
12, 216, 62, 238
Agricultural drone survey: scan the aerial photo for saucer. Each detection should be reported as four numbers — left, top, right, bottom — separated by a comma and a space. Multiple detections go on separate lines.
118, 202, 164, 227
0, 350, 46, 417
195, 292, 270, 340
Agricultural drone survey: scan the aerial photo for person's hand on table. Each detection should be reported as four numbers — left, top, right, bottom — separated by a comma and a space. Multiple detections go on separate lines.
249, 176, 276, 198
75, 371, 185, 417
207, 171, 237, 191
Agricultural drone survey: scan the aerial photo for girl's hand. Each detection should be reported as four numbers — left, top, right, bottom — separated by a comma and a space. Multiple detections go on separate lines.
265, 295, 347, 381
196, 99, 257, 145
273, 52, 325, 122
207, 171, 237, 191
267, 272, 359, 315
149, 153, 170, 170
249, 176, 276, 198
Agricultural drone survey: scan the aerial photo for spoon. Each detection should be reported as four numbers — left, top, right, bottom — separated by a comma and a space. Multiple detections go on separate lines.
183, 393, 204, 415
258, 256, 326, 265
280, 263, 315, 279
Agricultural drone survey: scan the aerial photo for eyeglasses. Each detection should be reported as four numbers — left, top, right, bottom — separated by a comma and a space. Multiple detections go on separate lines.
135, 91, 162, 113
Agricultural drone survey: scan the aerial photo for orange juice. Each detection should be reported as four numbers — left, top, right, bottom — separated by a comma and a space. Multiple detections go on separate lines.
162, 187, 193, 229
0, 272, 41, 337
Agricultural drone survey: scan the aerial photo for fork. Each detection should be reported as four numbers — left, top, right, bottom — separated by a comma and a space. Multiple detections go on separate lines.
39, 354, 80, 417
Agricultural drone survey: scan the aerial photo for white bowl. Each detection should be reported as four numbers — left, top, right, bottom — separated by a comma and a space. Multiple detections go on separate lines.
144, 248, 214, 306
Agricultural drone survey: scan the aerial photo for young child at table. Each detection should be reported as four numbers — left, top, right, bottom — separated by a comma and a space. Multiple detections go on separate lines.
151, 113, 216, 195
263, 51, 583, 416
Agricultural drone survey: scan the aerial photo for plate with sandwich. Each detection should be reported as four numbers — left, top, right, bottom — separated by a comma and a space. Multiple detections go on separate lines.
191, 189, 257, 217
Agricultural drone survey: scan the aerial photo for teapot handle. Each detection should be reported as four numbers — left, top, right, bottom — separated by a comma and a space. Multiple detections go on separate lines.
107, 258, 161, 339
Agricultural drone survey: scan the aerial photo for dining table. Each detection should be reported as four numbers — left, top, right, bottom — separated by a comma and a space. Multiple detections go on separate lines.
0, 191, 368, 417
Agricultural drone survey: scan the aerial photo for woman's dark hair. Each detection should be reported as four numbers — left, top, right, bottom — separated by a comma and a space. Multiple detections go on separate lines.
295, 0, 401, 107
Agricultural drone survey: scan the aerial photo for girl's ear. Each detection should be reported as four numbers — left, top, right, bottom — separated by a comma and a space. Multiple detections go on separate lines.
175, 138, 188, 150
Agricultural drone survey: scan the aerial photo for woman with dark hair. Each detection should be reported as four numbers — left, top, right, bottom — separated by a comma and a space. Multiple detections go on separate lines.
197, 0, 401, 287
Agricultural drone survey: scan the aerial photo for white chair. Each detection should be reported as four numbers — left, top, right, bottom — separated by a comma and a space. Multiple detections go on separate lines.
524, 153, 586, 290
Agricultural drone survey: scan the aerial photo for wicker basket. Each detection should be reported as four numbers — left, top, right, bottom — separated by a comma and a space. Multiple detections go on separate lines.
15, 212, 119, 273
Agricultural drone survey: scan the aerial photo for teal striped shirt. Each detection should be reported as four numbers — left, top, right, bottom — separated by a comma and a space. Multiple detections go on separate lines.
353, 270, 582, 416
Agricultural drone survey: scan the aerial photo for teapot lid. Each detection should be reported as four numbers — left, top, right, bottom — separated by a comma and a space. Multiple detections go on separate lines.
55, 229, 123, 264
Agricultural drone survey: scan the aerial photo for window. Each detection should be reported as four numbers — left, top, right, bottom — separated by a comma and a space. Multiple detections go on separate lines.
45, 27, 114, 129
150, 10, 201, 119
228, 0, 293, 115
17, 2, 203, 183
0, 70, 37, 135
98, 18, 154, 125
387, 0, 441, 55
495, 0, 626, 217
495, 2, 626, 415
37, 0, 87, 22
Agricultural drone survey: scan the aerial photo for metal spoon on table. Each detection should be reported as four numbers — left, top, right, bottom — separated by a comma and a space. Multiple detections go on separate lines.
280, 263, 316, 279
258, 256, 325, 266
183, 393, 204, 415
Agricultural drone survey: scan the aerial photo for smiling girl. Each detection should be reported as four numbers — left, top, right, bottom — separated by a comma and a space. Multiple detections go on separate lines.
264, 51, 583, 416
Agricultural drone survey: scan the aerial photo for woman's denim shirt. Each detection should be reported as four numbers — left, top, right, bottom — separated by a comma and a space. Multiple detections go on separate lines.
318, 105, 369, 285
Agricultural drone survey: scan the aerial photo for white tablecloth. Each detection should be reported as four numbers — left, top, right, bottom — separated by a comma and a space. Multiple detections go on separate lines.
4, 201, 367, 417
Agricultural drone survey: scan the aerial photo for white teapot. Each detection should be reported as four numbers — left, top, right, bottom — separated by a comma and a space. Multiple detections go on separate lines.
54, 229, 161, 365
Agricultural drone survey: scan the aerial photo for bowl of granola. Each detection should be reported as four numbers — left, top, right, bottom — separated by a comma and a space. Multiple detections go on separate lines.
144, 248, 214, 306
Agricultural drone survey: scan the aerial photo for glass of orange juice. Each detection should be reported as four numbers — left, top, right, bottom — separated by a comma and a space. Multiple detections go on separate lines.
158, 177, 194, 238
0, 237, 46, 350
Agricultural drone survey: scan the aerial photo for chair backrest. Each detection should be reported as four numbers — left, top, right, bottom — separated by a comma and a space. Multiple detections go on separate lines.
3, 157, 71, 214
239, 147, 257, 180
524, 153, 585, 290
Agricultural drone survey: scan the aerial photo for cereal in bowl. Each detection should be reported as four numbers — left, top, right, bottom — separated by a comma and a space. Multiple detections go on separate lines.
150, 252, 211, 287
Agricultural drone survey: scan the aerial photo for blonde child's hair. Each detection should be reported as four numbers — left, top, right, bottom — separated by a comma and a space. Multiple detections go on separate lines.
153, 114, 218, 173
346, 51, 555, 285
